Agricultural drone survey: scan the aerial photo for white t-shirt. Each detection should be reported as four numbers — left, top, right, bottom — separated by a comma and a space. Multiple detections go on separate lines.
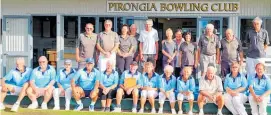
138, 28, 159, 54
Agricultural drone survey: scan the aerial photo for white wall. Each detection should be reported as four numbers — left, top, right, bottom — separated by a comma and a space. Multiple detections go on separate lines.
1, 0, 271, 17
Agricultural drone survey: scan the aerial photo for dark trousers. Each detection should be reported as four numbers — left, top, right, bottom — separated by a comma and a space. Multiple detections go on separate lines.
116, 55, 133, 74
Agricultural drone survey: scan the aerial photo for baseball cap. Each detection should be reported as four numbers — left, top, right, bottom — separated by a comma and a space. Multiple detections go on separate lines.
64, 59, 72, 64
130, 61, 138, 66
85, 58, 95, 64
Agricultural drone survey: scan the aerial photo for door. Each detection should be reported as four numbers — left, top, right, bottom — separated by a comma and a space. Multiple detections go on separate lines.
197, 18, 223, 40
124, 16, 148, 33
2, 16, 33, 76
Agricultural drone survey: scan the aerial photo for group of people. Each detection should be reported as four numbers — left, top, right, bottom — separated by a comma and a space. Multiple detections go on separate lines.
0, 16, 270, 115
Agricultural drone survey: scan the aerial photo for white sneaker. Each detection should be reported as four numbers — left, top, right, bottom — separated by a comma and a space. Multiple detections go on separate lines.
178, 110, 183, 114
74, 103, 83, 111
112, 107, 121, 112
217, 111, 223, 115
171, 109, 177, 114
138, 108, 144, 113
65, 106, 70, 111
53, 106, 60, 110
158, 108, 163, 114
132, 108, 137, 113
41, 103, 48, 110
188, 111, 193, 115
199, 110, 204, 115
28, 102, 38, 109
11, 103, 20, 112
151, 108, 156, 114
0, 103, 5, 110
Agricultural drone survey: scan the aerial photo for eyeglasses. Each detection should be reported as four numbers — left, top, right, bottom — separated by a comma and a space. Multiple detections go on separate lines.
86, 28, 93, 30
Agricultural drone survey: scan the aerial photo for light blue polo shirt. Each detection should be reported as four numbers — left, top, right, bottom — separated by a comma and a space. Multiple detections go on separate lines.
100, 70, 119, 88
176, 76, 195, 92
142, 72, 160, 88
159, 74, 177, 91
224, 72, 248, 93
4, 67, 32, 87
73, 68, 100, 90
119, 70, 142, 86
248, 74, 271, 96
56, 68, 76, 90
30, 65, 56, 88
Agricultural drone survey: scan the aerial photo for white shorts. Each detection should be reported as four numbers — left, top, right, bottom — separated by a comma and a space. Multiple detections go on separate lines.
141, 90, 158, 98
98, 53, 116, 72
177, 93, 194, 101
159, 91, 176, 103
0, 85, 22, 95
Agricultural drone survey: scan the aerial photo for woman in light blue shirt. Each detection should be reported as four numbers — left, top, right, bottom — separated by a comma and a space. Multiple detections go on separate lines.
158, 65, 177, 114
248, 63, 271, 115
176, 66, 195, 115
99, 60, 119, 112
224, 62, 248, 115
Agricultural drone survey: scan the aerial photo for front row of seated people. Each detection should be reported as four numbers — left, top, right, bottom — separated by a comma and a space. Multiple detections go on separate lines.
0, 56, 271, 115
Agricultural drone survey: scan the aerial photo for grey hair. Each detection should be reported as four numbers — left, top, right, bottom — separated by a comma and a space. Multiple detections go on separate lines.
253, 17, 263, 25
104, 19, 112, 24
164, 65, 174, 73
206, 23, 214, 30
145, 19, 153, 26
207, 66, 217, 73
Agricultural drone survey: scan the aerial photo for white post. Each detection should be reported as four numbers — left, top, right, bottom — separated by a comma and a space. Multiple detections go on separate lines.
56, 14, 64, 71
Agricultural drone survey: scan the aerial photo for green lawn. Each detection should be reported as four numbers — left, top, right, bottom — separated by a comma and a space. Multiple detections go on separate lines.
1, 108, 159, 115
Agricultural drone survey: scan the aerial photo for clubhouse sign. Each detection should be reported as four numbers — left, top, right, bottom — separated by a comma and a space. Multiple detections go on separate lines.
107, 0, 240, 13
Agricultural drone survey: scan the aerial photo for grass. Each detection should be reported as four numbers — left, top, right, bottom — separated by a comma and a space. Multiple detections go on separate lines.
1, 108, 160, 115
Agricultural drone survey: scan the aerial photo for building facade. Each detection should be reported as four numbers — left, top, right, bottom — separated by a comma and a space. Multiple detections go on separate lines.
1, 0, 271, 76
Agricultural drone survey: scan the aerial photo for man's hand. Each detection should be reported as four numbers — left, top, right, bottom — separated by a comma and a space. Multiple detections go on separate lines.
216, 58, 220, 64
154, 54, 158, 60
59, 87, 64, 95
105, 52, 111, 58
103, 88, 110, 95
1, 85, 8, 92
257, 96, 264, 102
253, 95, 259, 102
126, 88, 133, 95
76, 55, 81, 62
140, 54, 144, 61
184, 91, 192, 96
165, 91, 170, 98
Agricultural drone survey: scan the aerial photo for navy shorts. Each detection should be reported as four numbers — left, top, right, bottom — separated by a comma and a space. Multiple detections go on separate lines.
84, 90, 92, 97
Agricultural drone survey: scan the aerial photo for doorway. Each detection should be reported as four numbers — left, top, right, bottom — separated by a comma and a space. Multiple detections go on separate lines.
32, 16, 57, 68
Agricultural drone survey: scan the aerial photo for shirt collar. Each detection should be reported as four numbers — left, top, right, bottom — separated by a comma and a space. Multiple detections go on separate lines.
15, 66, 27, 73
103, 69, 115, 75
84, 32, 93, 38
181, 75, 192, 80
144, 72, 157, 78
38, 65, 50, 71
229, 72, 241, 78
83, 67, 95, 73
205, 75, 215, 80
62, 68, 75, 74
129, 70, 139, 75
255, 74, 267, 79
103, 31, 112, 34
162, 74, 173, 80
